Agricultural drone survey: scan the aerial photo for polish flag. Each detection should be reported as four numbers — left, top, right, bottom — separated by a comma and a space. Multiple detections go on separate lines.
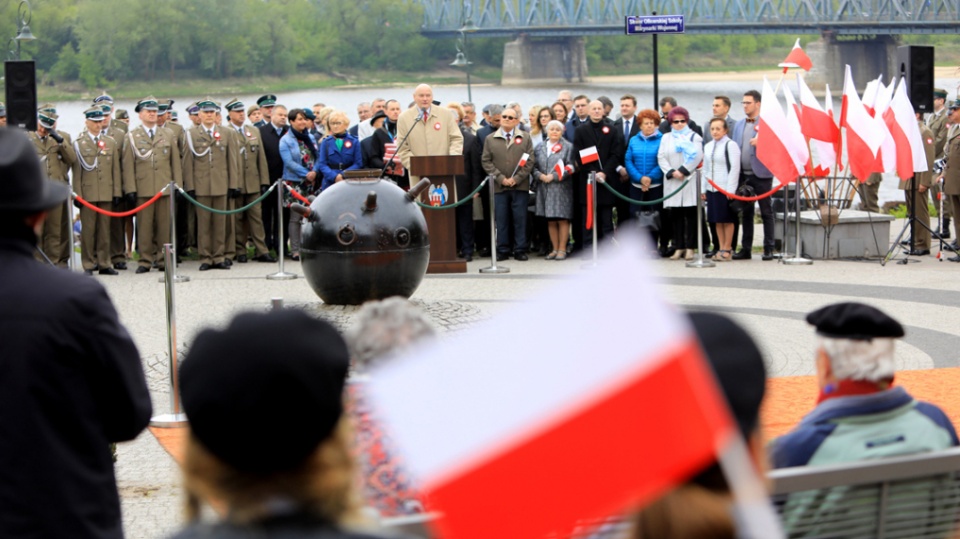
585, 174, 594, 230
517, 153, 529, 168
782, 84, 811, 177
756, 77, 805, 183
553, 159, 567, 178
798, 75, 838, 176
873, 80, 898, 174
840, 65, 884, 182
883, 78, 929, 180
778, 38, 813, 72
367, 241, 779, 539
579, 146, 600, 165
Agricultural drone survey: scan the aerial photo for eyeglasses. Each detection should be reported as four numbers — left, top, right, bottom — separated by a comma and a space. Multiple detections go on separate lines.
500, 115, 517, 120
329, 121, 344, 126
672, 119, 687, 124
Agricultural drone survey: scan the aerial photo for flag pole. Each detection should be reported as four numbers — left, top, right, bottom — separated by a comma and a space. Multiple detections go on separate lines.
581, 171, 599, 270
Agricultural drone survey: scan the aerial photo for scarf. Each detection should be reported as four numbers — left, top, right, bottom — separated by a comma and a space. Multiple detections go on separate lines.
291, 127, 317, 160
671, 125, 699, 162
333, 132, 347, 151
383, 118, 397, 139
817, 378, 894, 404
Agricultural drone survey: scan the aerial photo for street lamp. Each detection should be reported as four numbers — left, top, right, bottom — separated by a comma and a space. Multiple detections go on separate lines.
7, 0, 36, 61
450, 20, 479, 102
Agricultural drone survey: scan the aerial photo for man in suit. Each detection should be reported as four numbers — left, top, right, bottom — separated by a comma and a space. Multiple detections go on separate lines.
481, 106, 535, 260
395, 84, 464, 183
225, 98, 277, 264
574, 100, 624, 250
900, 113, 935, 256
449, 106, 484, 262
613, 94, 641, 228
182, 99, 239, 271
0, 128, 151, 539
73, 105, 122, 276
30, 108, 76, 267
564, 94, 590, 142
259, 104, 289, 256
122, 96, 183, 273
928, 88, 952, 238
476, 104, 502, 147
731, 90, 776, 260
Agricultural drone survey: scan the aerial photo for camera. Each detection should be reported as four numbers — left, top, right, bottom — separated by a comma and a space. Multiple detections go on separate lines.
934, 157, 946, 174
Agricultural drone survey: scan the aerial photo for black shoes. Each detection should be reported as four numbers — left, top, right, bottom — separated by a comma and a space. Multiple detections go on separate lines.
135, 266, 150, 274
254, 253, 277, 263
704, 250, 718, 259
236, 254, 248, 263
199, 263, 211, 271
478, 248, 491, 257
224, 259, 233, 267
463, 253, 473, 262
212, 262, 230, 270
905, 249, 930, 256
496, 253, 509, 261
732, 250, 752, 260
99, 268, 119, 276
113, 262, 127, 270
762, 251, 775, 261
948, 255, 960, 262
514, 252, 529, 261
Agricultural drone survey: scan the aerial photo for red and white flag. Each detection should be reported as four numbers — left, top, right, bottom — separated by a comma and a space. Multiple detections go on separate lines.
874, 80, 898, 174
884, 78, 929, 179
779, 38, 813, 73
756, 77, 805, 183
553, 159, 567, 178
367, 240, 777, 539
798, 75, 838, 176
517, 152, 529, 168
840, 65, 884, 182
782, 84, 811, 177
579, 146, 600, 165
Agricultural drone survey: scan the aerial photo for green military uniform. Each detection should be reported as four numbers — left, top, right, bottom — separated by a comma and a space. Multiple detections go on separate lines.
928, 89, 953, 229
94, 98, 134, 269
122, 97, 183, 272
182, 99, 239, 269
160, 100, 191, 254
224, 99, 272, 262
73, 106, 122, 273
899, 120, 935, 251
30, 111, 77, 267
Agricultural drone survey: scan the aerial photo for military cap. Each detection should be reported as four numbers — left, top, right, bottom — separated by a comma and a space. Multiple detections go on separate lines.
950, 99, 960, 111
83, 105, 105, 121
0, 102, 6, 117
38, 103, 57, 114
135, 96, 159, 113
38, 111, 58, 129
806, 302, 904, 340
93, 94, 114, 104
157, 101, 170, 114
115, 109, 129, 120
187, 102, 200, 115
99, 103, 113, 114
256, 94, 277, 107
225, 98, 244, 112
180, 310, 350, 473
934, 88, 948, 99
170, 111, 179, 121
197, 98, 219, 112
166, 99, 175, 107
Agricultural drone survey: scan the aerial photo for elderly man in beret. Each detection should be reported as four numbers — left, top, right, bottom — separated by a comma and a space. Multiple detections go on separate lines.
0, 129, 152, 539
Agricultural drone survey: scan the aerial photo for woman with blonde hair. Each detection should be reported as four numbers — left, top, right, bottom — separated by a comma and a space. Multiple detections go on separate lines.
315, 110, 363, 192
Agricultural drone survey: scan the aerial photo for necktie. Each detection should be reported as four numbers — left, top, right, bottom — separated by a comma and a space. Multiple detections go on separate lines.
422, 109, 429, 123
208, 129, 214, 138
148, 128, 154, 140
277, 128, 282, 137
624, 120, 630, 140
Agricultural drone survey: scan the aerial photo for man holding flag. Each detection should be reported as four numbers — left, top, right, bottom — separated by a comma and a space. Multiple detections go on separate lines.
481, 107, 535, 261
574, 100, 624, 250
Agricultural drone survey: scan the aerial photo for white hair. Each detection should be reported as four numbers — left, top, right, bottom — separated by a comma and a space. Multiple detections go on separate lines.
818, 336, 897, 382
546, 120, 566, 132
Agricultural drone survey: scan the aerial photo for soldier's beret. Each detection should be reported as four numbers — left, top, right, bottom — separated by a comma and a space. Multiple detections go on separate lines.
38, 112, 58, 129
934, 88, 948, 99
806, 302, 904, 340
225, 98, 244, 112
256, 94, 277, 107
135, 97, 159, 113
83, 105, 105, 120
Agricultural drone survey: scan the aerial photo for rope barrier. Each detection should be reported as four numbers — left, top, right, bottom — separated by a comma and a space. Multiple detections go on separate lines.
176, 183, 278, 215
706, 179, 788, 201
415, 178, 489, 210
73, 185, 168, 217
599, 178, 690, 205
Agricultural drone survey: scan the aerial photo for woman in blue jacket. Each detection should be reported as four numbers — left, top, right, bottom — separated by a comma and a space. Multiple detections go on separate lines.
624, 108, 665, 254
314, 111, 363, 192
278, 108, 318, 261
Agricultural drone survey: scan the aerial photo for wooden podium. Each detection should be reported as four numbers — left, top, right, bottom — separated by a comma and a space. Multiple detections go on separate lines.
411, 155, 466, 274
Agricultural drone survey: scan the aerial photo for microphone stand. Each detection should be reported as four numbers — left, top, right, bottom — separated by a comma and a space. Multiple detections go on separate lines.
379, 111, 426, 180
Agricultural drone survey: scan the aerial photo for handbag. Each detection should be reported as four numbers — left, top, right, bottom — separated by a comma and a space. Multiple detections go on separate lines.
728, 183, 756, 213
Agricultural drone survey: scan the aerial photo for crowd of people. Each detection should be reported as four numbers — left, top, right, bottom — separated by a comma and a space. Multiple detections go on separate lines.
13, 80, 960, 272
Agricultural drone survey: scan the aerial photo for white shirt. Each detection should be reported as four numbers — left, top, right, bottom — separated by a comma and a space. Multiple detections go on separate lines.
357, 119, 376, 140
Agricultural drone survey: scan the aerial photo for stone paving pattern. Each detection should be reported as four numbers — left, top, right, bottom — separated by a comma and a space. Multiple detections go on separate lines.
95, 217, 960, 538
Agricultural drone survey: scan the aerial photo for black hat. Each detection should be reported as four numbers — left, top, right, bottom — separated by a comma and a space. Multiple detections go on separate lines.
370, 110, 388, 124
180, 310, 350, 473
0, 129, 71, 212
806, 302, 904, 340
689, 312, 766, 439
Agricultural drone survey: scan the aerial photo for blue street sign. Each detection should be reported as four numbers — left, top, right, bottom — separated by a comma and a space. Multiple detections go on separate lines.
625, 15, 685, 35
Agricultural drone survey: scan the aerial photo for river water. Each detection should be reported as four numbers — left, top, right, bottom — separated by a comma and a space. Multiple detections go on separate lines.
47, 74, 960, 206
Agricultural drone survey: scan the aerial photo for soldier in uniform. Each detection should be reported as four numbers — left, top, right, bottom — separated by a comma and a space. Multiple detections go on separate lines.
73, 105, 122, 275
157, 99, 192, 259
254, 95, 277, 128
182, 99, 239, 271
122, 97, 183, 274
158, 99, 185, 154
939, 99, 960, 261
900, 113, 935, 256
30, 109, 76, 267
928, 89, 952, 238
96, 96, 134, 269
224, 98, 276, 263
187, 102, 201, 127
113, 109, 130, 133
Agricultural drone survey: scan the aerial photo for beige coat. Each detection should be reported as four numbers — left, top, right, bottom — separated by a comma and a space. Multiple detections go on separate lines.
72, 132, 121, 202
942, 129, 960, 195
395, 106, 464, 180
182, 125, 239, 196
122, 125, 183, 198
927, 109, 949, 159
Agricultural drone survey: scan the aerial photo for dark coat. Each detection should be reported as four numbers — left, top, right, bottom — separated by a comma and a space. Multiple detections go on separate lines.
573, 118, 624, 206
458, 127, 484, 199
259, 123, 289, 183
369, 125, 409, 188
0, 235, 152, 539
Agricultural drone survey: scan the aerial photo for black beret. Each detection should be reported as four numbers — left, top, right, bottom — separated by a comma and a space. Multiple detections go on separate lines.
180, 310, 350, 473
806, 302, 904, 340
689, 312, 766, 439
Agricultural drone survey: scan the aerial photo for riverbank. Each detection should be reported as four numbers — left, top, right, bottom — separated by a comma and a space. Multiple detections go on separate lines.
590, 65, 960, 84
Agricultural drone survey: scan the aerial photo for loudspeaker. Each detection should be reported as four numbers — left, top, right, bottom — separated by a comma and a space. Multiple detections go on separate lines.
897, 45, 934, 113
4, 60, 37, 131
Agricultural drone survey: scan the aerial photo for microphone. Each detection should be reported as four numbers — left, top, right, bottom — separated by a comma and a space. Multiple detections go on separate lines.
432, 100, 441, 106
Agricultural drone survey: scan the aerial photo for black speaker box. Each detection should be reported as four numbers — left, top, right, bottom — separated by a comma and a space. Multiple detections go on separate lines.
4, 60, 37, 131
897, 46, 934, 113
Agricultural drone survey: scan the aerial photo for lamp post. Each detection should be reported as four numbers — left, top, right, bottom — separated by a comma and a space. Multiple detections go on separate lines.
450, 21, 479, 102
7, 0, 36, 61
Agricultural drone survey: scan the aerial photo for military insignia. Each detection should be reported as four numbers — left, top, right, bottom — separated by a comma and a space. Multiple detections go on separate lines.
434, 122, 441, 131
602, 126, 610, 134
345, 140, 353, 149
428, 184, 448, 206
214, 130, 221, 144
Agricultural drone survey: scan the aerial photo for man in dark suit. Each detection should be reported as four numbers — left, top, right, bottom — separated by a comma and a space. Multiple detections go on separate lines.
0, 129, 152, 539
259, 105, 288, 256
613, 94, 641, 228
658, 96, 703, 137
574, 100, 624, 250
564, 94, 590, 143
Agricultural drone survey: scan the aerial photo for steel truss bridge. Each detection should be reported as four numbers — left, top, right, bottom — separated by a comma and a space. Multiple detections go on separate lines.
419, 0, 960, 37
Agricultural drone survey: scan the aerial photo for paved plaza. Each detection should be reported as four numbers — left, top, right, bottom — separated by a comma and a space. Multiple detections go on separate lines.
100, 217, 960, 538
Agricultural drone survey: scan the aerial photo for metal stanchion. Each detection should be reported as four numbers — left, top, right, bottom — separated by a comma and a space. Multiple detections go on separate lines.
479, 175, 509, 274
783, 178, 813, 265
267, 181, 297, 280
150, 243, 188, 427
271, 297, 284, 310
686, 170, 715, 268
581, 172, 599, 270
161, 182, 189, 283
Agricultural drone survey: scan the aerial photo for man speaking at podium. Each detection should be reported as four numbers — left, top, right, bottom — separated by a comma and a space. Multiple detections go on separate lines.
396, 84, 464, 183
